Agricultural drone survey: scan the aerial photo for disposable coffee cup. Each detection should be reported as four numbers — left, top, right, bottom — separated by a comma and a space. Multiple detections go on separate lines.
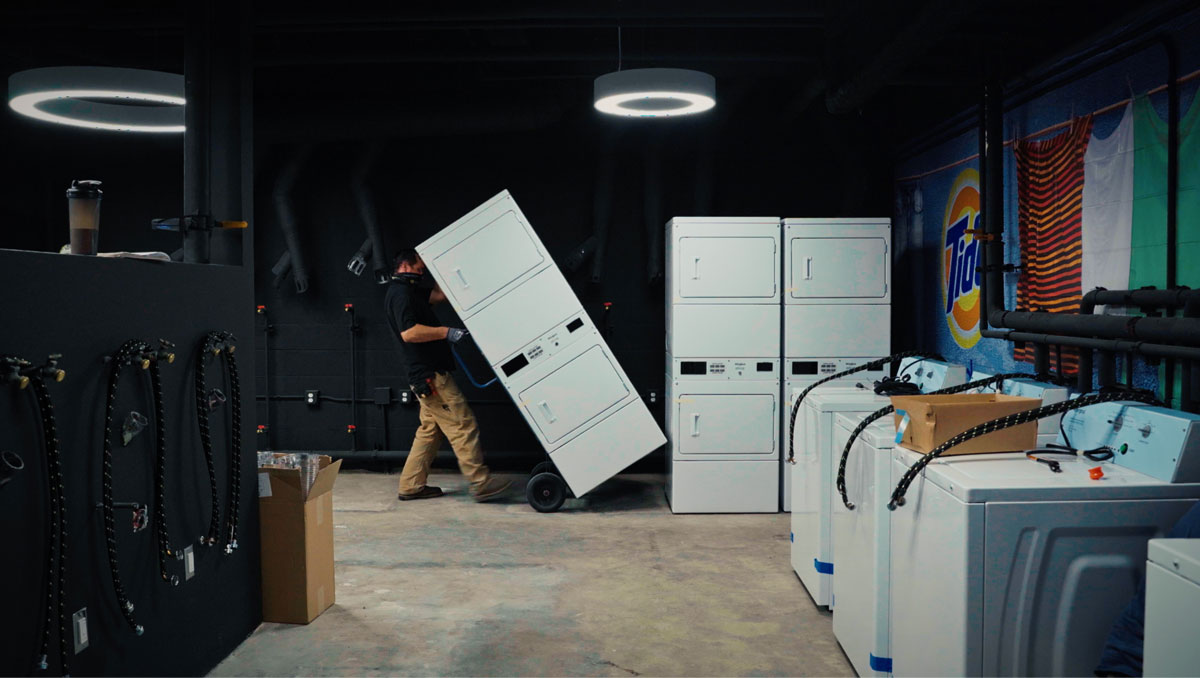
67, 180, 102, 255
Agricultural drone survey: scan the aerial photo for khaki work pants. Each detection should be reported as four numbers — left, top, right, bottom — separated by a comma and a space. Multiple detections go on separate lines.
397, 372, 491, 495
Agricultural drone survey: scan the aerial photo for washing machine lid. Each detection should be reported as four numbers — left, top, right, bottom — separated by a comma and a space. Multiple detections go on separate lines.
1001, 377, 1070, 399
1148, 539, 1200, 586
834, 414, 895, 449
893, 448, 1200, 503
806, 389, 891, 411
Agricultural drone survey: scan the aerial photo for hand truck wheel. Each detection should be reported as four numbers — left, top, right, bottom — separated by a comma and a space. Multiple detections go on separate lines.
526, 472, 567, 513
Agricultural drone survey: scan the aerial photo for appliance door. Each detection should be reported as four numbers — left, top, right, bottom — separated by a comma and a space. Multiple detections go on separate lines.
675, 394, 776, 460
676, 236, 778, 300
425, 206, 548, 316
517, 344, 631, 447
790, 237, 888, 300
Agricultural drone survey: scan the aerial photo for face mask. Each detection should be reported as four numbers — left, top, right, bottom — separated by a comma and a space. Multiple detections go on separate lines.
392, 272, 423, 285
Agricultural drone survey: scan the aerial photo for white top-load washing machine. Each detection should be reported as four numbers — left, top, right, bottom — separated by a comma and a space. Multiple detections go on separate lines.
782, 218, 892, 511
831, 415, 896, 677
1145, 538, 1200, 677
417, 191, 666, 500
788, 358, 966, 606
886, 402, 1200, 677
665, 217, 782, 513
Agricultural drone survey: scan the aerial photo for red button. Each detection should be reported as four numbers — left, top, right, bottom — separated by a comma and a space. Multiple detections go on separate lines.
1089, 467, 1104, 480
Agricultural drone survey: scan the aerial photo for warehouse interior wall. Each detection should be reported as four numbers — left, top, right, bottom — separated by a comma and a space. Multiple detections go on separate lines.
251, 107, 891, 468
893, 10, 1200, 403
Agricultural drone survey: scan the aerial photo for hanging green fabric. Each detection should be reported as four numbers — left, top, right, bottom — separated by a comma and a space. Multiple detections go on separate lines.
1130, 92, 1200, 289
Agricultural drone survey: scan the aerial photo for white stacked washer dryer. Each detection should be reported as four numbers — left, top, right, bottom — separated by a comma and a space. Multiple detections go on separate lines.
790, 358, 967, 607
416, 191, 665, 504
782, 218, 892, 512
886, 402, 1200, 676
665, 217, 782, 513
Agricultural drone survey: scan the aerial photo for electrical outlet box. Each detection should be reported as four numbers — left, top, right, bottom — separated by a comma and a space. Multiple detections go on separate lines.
305, 390, 319, 406
373, 386, 391, 405
184, 545, 195, 580
73, 608, 88, 654
647, 389, 659, 404
399, 390, 413, 406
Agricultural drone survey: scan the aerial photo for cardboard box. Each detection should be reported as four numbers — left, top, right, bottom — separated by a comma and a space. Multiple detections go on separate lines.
258, 455, 342, 624
890, 393, 1042, 456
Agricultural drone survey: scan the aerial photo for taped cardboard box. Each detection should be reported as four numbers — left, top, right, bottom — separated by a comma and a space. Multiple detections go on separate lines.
890, 393, 1042, 456
258, 455, 341, 624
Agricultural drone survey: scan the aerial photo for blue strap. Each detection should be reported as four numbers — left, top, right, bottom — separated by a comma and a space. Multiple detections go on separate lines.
813, 558, 833, 575
451, 345, 497, 388
869, 654, 893, 673
895, 410, 911, 444
790, 532, 794, 543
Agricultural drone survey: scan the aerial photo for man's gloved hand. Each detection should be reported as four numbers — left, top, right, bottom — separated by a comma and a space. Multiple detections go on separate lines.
446, 328, 469, 343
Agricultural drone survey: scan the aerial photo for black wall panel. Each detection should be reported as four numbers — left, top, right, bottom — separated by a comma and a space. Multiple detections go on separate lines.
0, 251, 258, 676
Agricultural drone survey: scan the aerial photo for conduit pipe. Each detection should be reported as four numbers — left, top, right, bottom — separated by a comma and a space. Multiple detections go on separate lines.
644, 141, 663, 284
351, 144, 389, 284
272, 145, 313, 294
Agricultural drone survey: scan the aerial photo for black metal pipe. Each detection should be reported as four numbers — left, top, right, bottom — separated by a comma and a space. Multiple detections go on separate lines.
982, 329, 1200, 363
260, 306, 272, 450
346, 305, 358, 452
352, 145, 389, 284
1098, 351, 1117, 389
183, 1, 212, 264
274, 145, 313, 293
1185, 296, 1200, 412
1164, 36, 1180, 409
1083, 287, 1198, 311
981, 79, 1005, 329
1034, 344, 1050, 378
989, 310, 1200, 347
590, 141, 616, 285
644, 142, 663, 284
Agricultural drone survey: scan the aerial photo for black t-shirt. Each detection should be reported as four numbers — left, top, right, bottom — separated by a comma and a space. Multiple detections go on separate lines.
385, 280, 454, 384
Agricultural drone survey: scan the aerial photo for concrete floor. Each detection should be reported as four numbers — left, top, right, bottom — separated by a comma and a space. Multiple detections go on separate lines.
213, 469, 853, 677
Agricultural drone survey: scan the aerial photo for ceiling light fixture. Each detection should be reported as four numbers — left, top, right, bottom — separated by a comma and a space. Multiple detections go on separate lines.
8, 66, 185, 133
593, 68, 716, 118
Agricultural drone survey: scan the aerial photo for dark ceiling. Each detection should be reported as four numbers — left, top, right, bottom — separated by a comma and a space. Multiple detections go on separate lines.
1, 1, 1194, 147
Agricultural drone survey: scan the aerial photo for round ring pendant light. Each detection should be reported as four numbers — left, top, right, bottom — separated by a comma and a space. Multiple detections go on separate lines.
594, 68, 715, 118
8, 67, 185, 133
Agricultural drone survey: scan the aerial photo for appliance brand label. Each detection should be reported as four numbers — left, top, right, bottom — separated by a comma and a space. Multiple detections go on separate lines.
941, 168, 982, 348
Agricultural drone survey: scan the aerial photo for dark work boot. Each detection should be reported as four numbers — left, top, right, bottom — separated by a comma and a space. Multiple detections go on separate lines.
398, 486, 444, 501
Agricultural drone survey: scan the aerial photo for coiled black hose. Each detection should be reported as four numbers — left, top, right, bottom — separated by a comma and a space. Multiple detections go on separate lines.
787, 351, 937, 465
30, 373, 69, 675
221, 332, 242, 553
100, 341, 147, 634
147, 347, 180, 583
887, 390, 1163, 510
835, 372, 1028, 510
194, 333, 224, 546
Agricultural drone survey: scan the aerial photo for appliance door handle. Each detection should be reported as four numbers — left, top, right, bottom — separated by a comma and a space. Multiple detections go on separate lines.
691, 413, 701, 437
453, 267, 469, 289
804, 256, 813, 280
539, 400, 557, 424
692, 256, 702, 280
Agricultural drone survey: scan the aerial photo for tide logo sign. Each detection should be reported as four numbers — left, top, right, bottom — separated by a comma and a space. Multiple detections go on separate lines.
942, 168, 982, 348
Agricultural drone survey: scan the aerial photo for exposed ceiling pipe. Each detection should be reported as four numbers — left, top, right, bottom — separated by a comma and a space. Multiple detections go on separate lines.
823, 0, 968, 115
254, 5, 826, 27
351, 144, 389, 284
590, 136, 619, 286
256, 50, 819, 67
272, 145, 314, 294
644, 140, 664, 284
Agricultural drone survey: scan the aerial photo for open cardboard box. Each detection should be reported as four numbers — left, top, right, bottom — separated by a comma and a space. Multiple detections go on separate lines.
890, 393, 1042, 456
258, 454, 342, 624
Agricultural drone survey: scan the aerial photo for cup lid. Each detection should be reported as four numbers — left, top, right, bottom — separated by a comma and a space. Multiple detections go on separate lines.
67, 180, 102, 198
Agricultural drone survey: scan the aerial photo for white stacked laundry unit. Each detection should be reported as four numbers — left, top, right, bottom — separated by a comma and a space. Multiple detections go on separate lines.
416, 190, 666, 506
782, 218, 892, 511
665, 217, 782, 513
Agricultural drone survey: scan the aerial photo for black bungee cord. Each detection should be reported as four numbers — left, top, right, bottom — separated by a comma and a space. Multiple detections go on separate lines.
787, 351, 937, 465
195, 331, 242, 554
887, 389, 1163, 511
5, 354, 70, 675
835, 372, 1028, 510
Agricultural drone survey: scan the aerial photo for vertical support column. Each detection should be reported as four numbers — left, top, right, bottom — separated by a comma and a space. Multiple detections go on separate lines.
183, 2, 212, 264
